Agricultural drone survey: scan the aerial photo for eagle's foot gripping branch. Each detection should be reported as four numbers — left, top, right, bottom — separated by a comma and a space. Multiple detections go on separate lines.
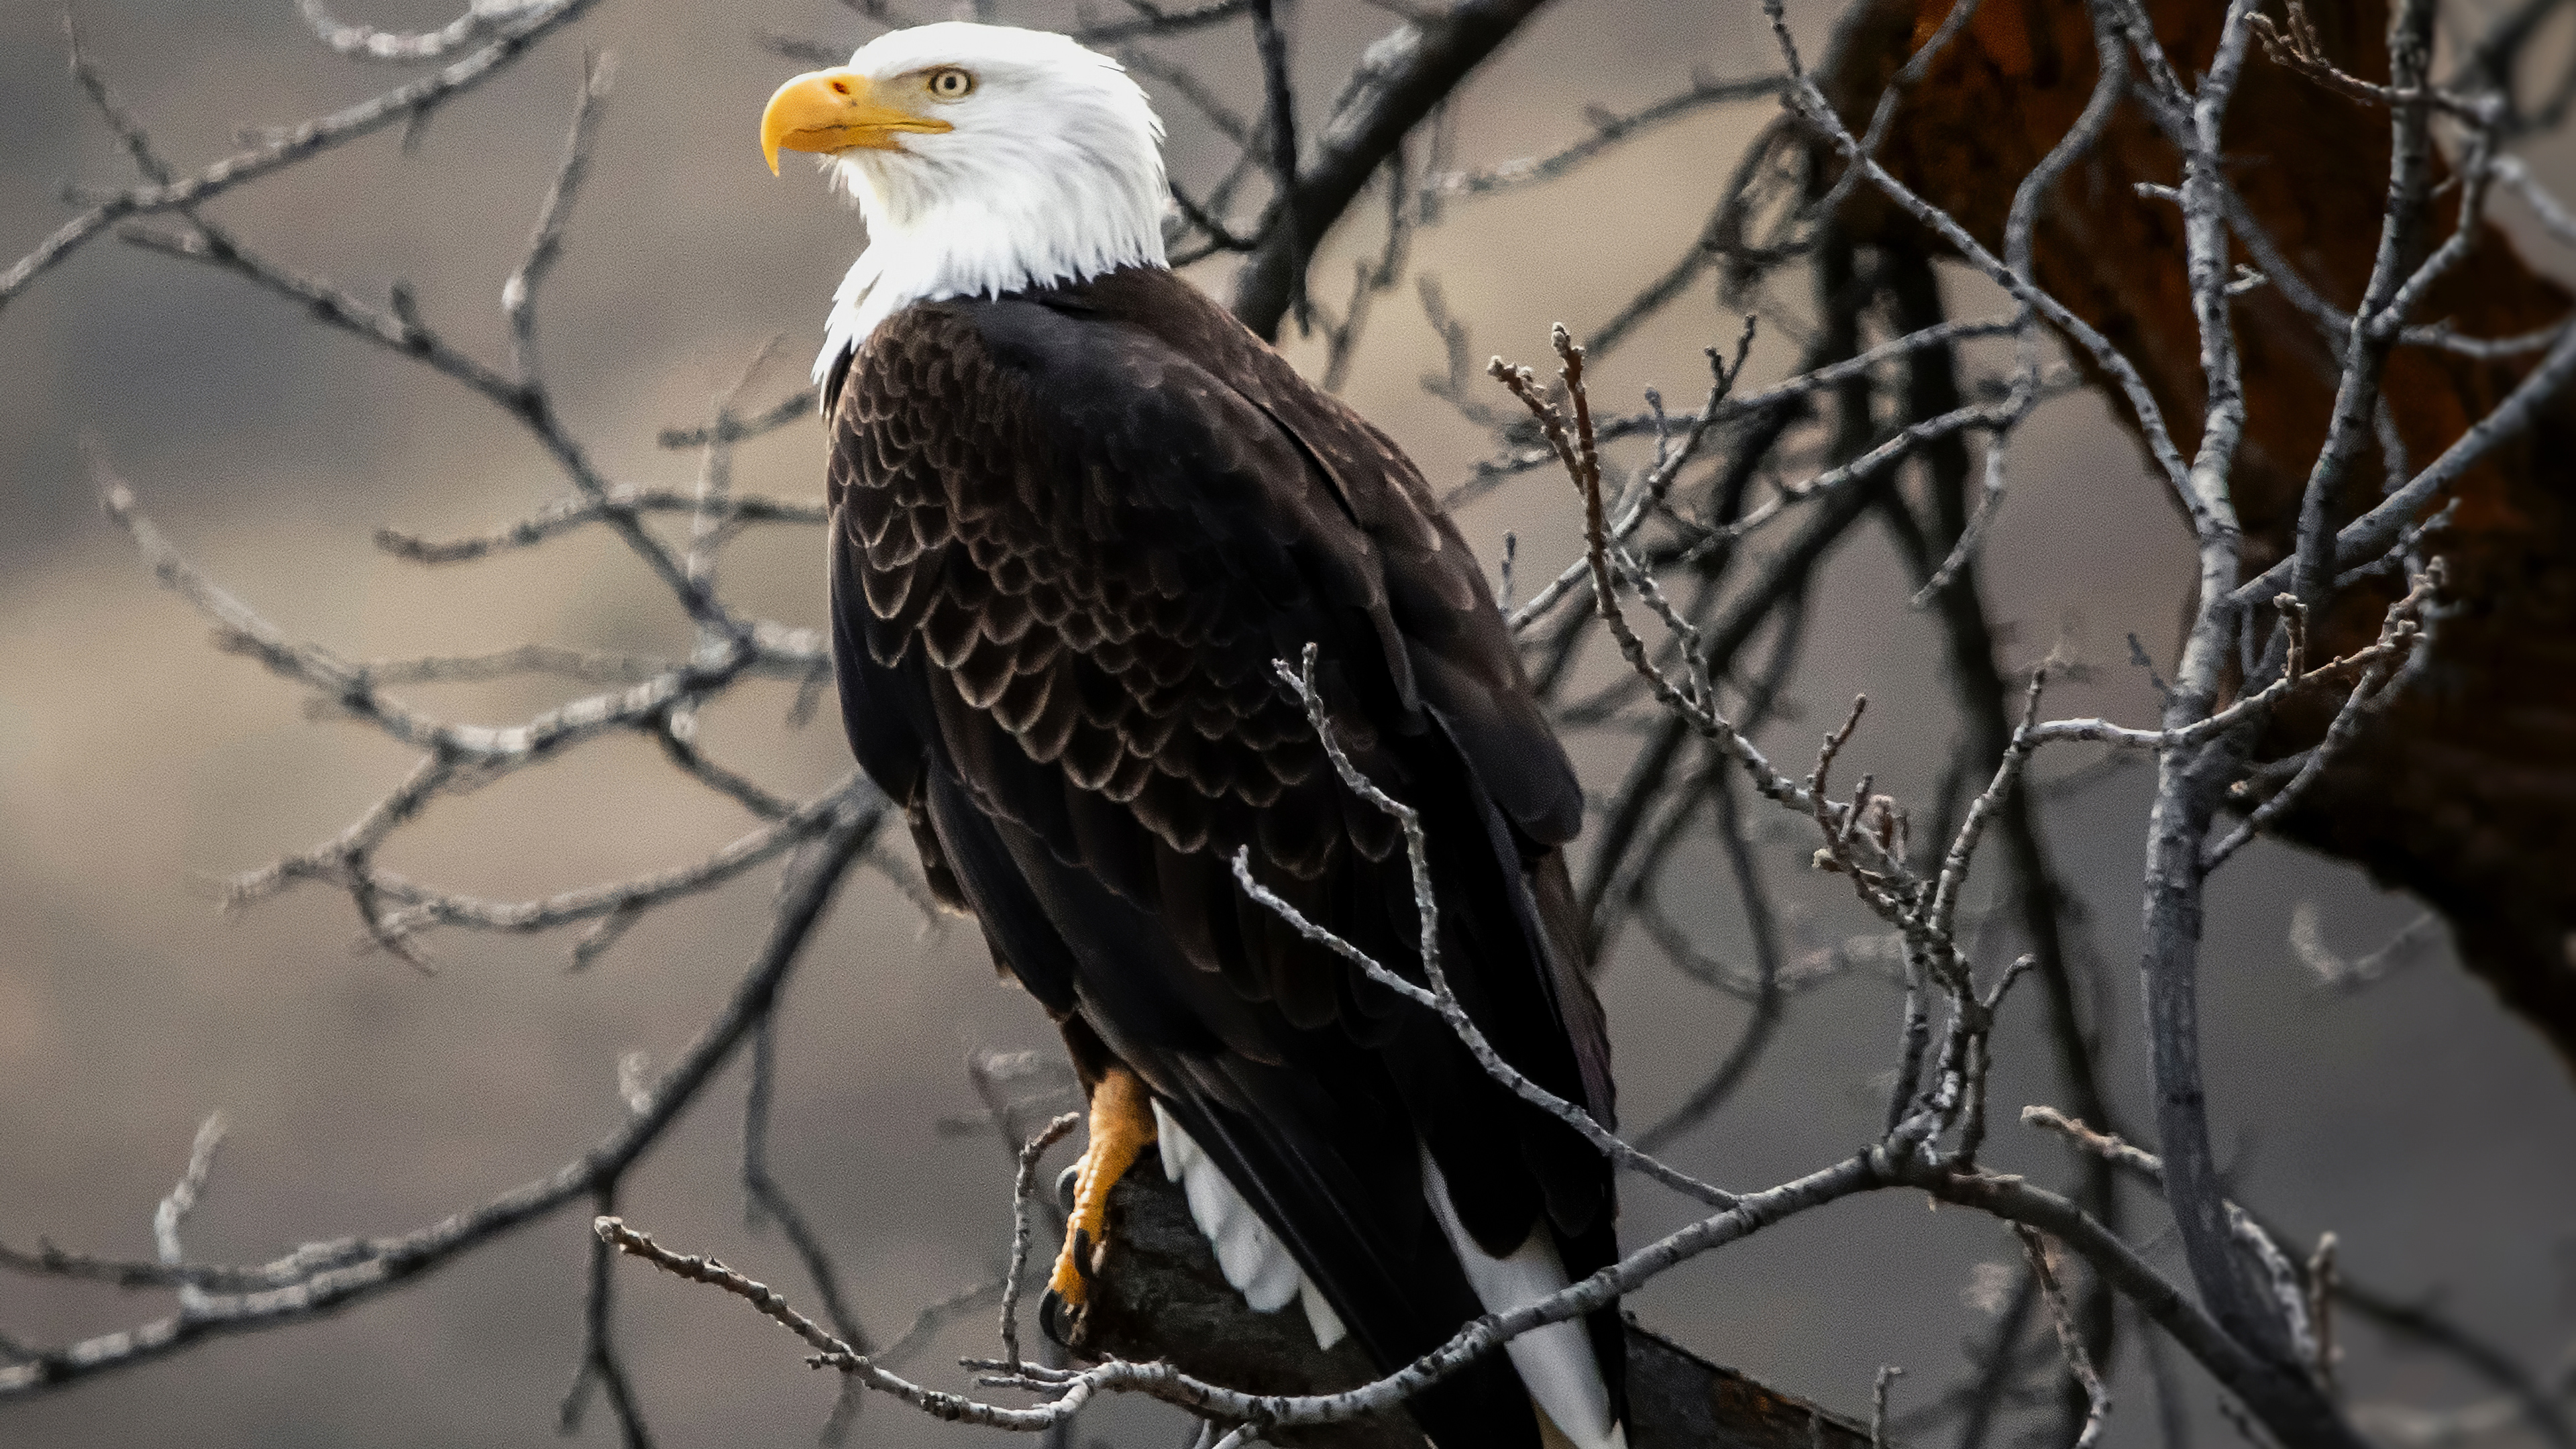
1046, 1066, 1157, 1326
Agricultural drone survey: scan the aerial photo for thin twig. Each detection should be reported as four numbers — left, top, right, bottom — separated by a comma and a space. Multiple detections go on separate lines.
2015, 1226, 2112, 1449
0, 804, 881, 1395
7, 0, 607, 311
999, 1113, 1080, 1371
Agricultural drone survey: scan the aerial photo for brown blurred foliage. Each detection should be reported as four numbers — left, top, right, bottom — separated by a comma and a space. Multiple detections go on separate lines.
1813, 0, 2576, 1068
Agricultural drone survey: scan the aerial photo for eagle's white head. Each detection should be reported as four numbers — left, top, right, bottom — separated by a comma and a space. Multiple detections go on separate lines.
761, 22, 1170, 383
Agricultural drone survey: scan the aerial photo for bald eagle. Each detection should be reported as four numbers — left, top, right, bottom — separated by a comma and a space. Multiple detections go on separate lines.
763, 24, 1625, 1449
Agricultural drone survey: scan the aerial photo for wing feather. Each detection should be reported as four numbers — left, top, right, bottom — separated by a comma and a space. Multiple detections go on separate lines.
826, 266, 1617, 1449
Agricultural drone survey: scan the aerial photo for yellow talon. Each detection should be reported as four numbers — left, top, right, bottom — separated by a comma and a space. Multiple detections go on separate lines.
1048, 1066, 1157, 1307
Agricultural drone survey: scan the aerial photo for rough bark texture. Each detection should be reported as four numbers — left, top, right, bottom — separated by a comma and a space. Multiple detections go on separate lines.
1813, 0, 2576, 1069
1071, 1150, 1874, 1449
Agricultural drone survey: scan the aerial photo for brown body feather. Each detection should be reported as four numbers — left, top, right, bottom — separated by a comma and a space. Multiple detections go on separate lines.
825, 265, 1619, 1448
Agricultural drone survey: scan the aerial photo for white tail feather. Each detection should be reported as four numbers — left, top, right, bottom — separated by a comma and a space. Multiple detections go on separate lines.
1151, 1103, 1347, 1348
1419, 1148, 1623, 1449
1140, 1108, 1614, 1445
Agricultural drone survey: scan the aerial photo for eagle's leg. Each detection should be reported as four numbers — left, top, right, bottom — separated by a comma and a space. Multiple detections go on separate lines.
1047, 1064, 1157, 1307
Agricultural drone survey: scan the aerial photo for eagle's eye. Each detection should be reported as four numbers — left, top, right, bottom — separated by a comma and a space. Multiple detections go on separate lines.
925, 66, 975, 101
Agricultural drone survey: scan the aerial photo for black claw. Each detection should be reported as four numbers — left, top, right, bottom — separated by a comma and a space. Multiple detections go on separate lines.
1038, 1287, 1075, 1348
1054, 1163, 1081, 1212
1038, 1225, 1104, 1350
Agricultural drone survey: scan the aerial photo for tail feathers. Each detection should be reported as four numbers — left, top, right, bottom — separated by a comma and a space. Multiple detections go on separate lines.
1538, 1409, 1632, 1449
1152, 1102, 1348, 1349
1419, 1148, 1622, 1449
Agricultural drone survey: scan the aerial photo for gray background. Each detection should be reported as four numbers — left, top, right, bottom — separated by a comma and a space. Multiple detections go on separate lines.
1, 1, 2570, 1446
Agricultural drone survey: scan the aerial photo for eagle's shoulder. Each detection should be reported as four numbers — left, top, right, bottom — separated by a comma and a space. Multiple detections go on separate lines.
830, 266, 1579, 852
841, 274, 1320, 519
1022, 270, 1450, 543
1021, 270, 1585, 850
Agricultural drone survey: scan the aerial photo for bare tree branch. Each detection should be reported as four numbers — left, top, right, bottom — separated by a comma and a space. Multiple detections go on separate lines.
1230, 0, 1552, 339
0, 801, 883, 1395
2014, 1226, 2111, 1449
4, 0, 607, 311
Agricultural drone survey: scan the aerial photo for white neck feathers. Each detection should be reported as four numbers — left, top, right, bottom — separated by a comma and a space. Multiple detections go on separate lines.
809, 23, 1169, 385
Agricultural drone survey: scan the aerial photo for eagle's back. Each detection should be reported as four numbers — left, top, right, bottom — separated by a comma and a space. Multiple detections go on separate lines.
824, 264, 1621, 1446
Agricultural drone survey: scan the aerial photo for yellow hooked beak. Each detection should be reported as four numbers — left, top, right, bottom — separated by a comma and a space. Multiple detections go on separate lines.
760, 68, 953, 174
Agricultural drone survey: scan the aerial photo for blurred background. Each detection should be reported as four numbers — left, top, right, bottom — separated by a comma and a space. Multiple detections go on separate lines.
2, 1, 2571, 1446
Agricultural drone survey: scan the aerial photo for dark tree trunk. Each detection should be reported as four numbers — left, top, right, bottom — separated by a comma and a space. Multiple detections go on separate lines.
1811, 0, 2576, 1073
